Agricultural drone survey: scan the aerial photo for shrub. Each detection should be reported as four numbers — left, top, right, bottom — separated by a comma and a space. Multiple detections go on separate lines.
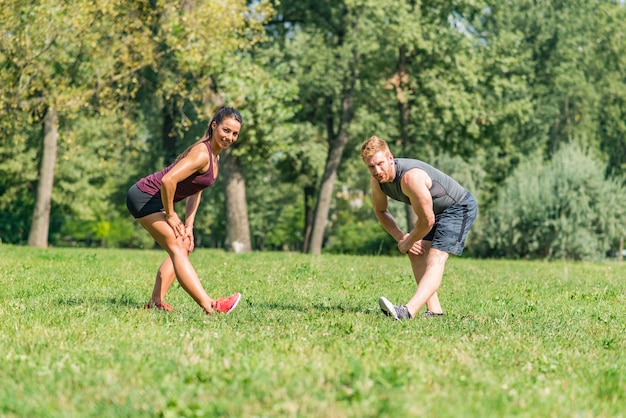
325, 219, 398, 255
484, 143, 625, 260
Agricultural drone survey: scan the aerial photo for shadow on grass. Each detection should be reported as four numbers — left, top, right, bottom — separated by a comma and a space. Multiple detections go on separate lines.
55, 296, 378, 315
250, 300, 376, 315
56, 294, 141, 308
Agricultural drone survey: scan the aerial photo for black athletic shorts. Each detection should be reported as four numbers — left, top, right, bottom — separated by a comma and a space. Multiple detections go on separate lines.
126, 184, 164, 218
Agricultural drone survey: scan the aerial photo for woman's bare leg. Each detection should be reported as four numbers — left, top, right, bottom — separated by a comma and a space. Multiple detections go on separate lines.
149, 256, 177, 305
138, 212, 215, 313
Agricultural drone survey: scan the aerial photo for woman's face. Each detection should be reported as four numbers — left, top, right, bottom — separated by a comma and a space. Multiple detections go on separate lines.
213, 117, 241, 149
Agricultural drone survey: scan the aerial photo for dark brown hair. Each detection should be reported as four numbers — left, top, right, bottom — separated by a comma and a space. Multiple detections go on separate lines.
205, 106, 243, 139
176, 107, 243, 163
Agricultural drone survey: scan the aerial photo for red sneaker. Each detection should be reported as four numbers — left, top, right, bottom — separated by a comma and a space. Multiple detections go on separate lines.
212, 293, 241, 314
143, 301, 173, 311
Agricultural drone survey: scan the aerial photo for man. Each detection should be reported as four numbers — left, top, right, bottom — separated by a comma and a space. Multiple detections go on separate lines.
361, 136, 478, 320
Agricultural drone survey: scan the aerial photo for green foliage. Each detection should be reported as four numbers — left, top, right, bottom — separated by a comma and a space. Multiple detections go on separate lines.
0, 0, 163, 246
54, 216, 154, 249
189, 182, 226, 249
431, 152, 488, 203
0, 247, 624, 416
36, 109, 154, 248
356, 0, 492, 156
219, 48, 300, 163
593, 3, 626, 178
55, 111, 151, 215
0, 109, 42, 243
325, 186, 399, 255
150, 0, 273, 133
484, 143, 625, 260
2, 0, 626, 259
264, 204, 304, 250
0, 0, 159, 113
274, 123, 327, 188
244, 160, 307, 251
0, 187, 35, 245
326, 219, 398, 255
0, 0, 273, 246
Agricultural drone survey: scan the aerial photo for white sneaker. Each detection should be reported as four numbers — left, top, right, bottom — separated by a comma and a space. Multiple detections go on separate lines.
378, 296, 412, 320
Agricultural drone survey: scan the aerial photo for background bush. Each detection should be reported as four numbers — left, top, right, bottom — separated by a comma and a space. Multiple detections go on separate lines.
483, 143, 625, 260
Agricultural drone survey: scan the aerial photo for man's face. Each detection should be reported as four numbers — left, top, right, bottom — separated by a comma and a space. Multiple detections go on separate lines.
364, 151, 394, 183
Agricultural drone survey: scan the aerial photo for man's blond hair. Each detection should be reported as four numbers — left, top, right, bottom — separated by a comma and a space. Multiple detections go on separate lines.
361, 135, 391, 161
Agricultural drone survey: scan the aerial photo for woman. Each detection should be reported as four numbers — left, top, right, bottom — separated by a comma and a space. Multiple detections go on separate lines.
126, 107, 242, 314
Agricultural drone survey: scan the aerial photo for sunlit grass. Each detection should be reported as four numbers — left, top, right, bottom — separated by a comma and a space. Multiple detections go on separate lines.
0, 245, 624, 417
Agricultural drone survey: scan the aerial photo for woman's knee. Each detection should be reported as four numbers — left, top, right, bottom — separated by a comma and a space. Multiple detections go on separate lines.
165, 239, 189, 258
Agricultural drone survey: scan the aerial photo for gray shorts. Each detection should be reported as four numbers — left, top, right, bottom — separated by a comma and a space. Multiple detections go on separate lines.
422, 192, 477, 256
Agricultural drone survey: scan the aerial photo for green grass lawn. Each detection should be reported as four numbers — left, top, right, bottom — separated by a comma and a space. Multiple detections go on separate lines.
0, 245, 624, 417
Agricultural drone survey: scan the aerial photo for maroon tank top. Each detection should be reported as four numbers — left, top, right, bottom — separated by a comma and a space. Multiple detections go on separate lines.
136, 141, 216, 202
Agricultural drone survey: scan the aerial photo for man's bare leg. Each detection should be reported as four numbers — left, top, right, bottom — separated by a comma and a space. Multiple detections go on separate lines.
405, 246, 449, 317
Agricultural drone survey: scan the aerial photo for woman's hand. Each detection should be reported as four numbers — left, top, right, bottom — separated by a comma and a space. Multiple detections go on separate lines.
184, 225, 195, 254
166, 213, 185, 238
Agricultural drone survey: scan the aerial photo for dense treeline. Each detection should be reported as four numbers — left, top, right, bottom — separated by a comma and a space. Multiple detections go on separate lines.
1, 0, 624, 260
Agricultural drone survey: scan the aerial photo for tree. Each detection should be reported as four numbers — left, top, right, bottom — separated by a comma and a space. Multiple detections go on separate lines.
141, 0, 271, 165
271, 0, 400, 254
485, 142, 624, 260
471, 0, 626, 220
27, 107, 58, 246
363, 0, 490, 226
220, 150, 252, 252
476, 0, 626, 163
0, 0, 158, 247
0, 0, 278, 248
592, 2, 626, 178
142, 0, 283, 253
274, 130, 326, 253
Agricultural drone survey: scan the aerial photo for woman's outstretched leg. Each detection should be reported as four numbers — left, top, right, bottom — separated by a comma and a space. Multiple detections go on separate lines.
139, 213, 215, 313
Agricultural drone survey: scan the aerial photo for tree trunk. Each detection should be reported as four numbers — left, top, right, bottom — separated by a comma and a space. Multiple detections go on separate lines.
394, 45, 416, 231
301, 184, 315, 253
28, 106, 58, 248
307, 42, 360, 254
308, 130, 350, 254
618, 234, 624, 262
221, 151, 251, 253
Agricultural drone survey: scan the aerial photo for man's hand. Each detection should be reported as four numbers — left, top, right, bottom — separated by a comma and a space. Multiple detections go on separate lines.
398, 234, 425, 256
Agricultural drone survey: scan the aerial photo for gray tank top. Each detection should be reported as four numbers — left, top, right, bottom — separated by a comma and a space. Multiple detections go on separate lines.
380, 158, 467, 214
